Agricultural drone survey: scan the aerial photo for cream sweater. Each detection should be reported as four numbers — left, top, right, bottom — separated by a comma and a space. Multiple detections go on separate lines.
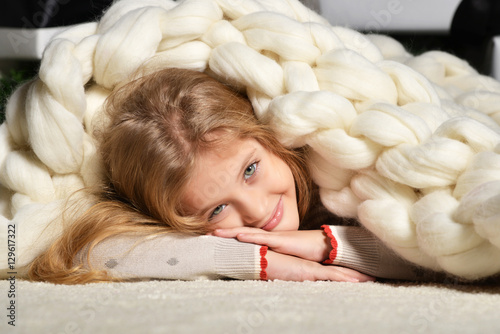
87, 225, 440, 282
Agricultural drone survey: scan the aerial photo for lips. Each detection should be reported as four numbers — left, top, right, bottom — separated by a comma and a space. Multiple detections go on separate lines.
261, 196, 283, 231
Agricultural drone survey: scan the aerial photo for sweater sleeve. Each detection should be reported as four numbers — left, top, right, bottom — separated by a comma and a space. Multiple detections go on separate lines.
80, 233, 266, 281
321, 225, 443, 281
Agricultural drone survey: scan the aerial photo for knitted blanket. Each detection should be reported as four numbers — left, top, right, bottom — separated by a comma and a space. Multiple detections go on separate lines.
2, 0, 500, 280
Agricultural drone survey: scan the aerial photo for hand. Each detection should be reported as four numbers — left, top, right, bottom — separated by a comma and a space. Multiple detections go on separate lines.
213, 227, 375, 282
265, 250, 375, 282
213, 227, 332, 263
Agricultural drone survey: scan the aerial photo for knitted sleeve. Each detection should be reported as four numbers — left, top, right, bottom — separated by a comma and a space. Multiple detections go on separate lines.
321, 225, 443, 281
82, 233, 266, 281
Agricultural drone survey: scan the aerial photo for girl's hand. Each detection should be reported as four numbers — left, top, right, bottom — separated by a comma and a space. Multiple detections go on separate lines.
265, 250, 375, 282
212, 227, 375, 282
213, 228, 332, 263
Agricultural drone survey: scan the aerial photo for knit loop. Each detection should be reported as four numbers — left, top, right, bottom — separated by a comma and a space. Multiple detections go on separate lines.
315, 49, 398, 103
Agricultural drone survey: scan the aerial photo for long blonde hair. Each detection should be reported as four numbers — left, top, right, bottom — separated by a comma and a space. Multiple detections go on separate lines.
28, 68, 311, 284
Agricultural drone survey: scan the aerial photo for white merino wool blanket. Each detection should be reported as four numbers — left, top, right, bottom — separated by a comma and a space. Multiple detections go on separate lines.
1, 0, 500, 280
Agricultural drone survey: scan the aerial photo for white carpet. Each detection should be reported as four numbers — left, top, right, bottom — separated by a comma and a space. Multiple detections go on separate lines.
2, 279, 499, 334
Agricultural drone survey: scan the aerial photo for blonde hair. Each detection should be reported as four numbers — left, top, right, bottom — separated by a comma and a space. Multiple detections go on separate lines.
28, 68, 311, 284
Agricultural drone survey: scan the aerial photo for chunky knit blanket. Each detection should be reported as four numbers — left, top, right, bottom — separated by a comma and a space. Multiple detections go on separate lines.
2, 0, 500, 280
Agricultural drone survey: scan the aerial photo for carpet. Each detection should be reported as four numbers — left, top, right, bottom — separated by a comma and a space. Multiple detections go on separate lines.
2, 279, 499, 334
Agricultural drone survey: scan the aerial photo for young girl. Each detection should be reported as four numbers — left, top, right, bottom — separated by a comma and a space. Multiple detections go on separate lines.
28, 68, 436, 284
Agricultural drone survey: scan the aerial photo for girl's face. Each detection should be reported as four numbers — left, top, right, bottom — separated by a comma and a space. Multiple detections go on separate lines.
181, 137, 300, 232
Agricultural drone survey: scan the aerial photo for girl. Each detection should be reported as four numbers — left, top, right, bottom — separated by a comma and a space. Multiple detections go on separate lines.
28, 68, 435, 284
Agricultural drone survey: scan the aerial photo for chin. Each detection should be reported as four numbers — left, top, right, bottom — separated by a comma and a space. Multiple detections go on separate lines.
281, 217, 300, 232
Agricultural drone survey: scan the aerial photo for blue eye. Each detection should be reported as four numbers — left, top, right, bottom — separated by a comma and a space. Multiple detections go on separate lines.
244, 162, 257, 180
210, 204, 226, 219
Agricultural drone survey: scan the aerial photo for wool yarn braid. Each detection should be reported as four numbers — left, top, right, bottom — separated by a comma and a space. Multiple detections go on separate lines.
2, 0, 500, 280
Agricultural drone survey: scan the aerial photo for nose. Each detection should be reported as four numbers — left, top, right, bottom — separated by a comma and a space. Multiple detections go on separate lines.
236, 188, 269, 227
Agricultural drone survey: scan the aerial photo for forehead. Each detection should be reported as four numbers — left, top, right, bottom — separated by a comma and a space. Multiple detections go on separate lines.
197, 137, 257, 171
181, 137, 261, 211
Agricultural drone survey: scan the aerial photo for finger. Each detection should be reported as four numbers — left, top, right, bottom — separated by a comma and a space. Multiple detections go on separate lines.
213, 227, 267, 238
327, 266, 376, 283
236, 233, 283, 248
212, 229, 238, 238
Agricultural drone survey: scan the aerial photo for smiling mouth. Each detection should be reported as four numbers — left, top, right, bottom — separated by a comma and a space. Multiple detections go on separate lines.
261, 196, 283, 231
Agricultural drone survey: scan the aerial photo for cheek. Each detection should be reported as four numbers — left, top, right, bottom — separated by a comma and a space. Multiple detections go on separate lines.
209, 210, 244, 230
270, 159, 294, 188
282, 163, 296, 194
